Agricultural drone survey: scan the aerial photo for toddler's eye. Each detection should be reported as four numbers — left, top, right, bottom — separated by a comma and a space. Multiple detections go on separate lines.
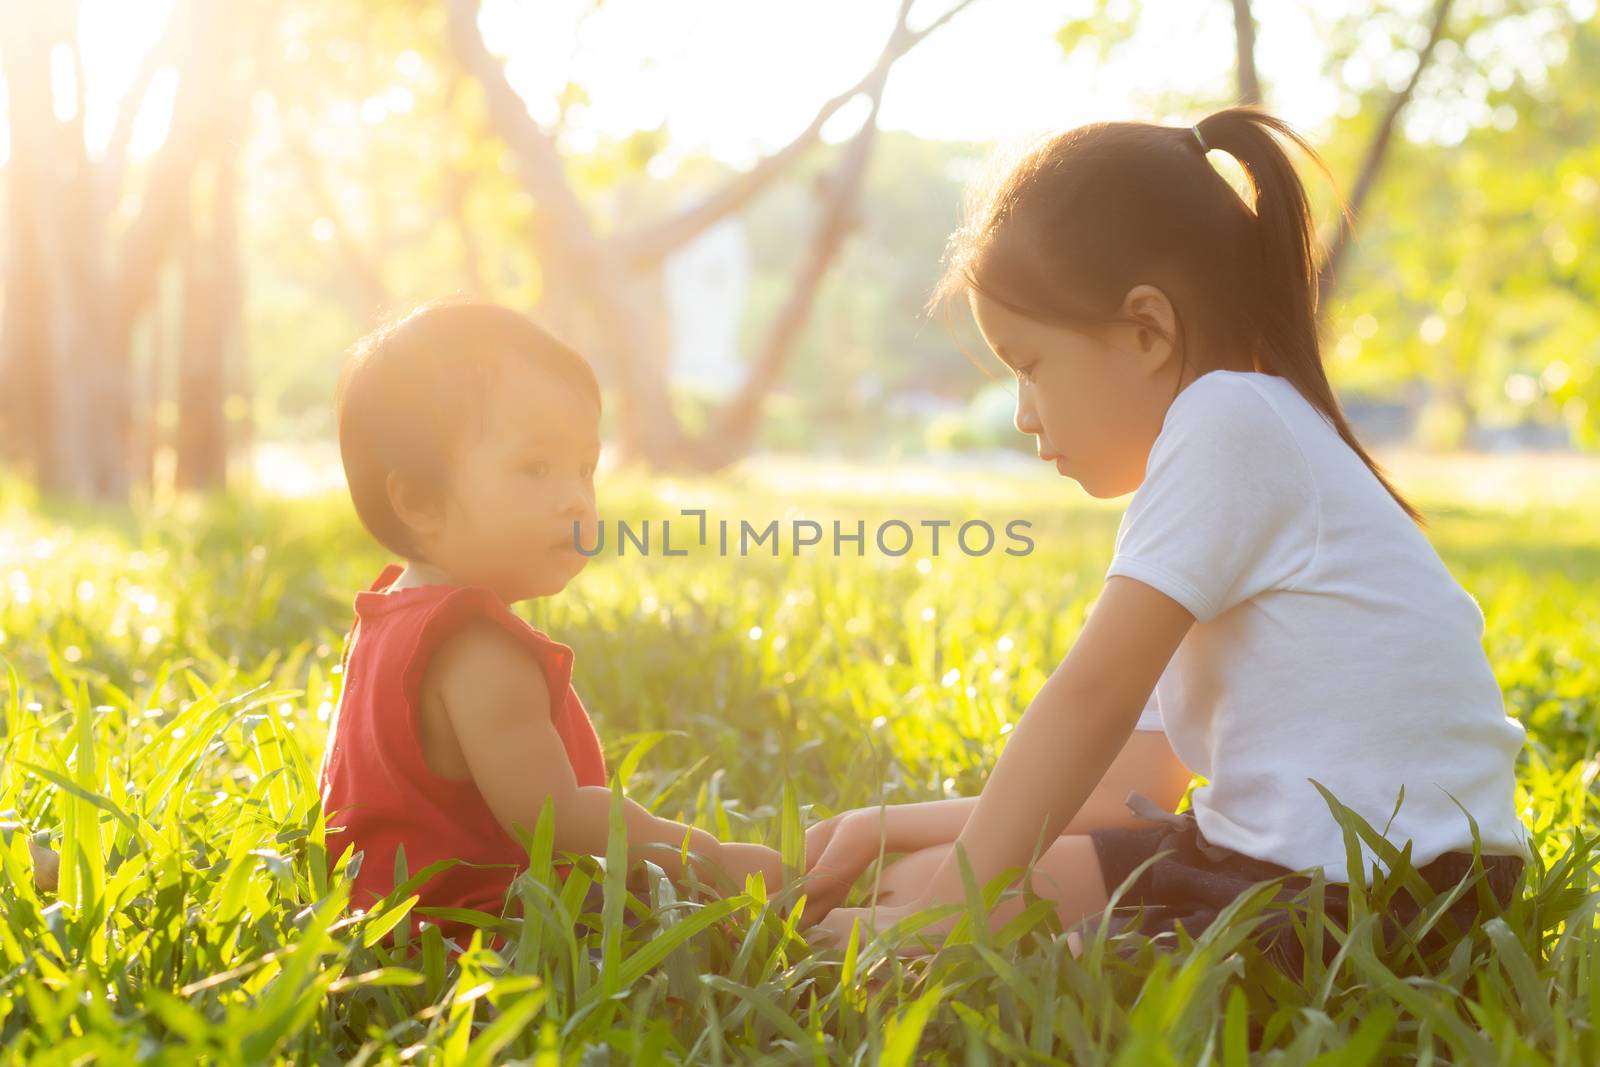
581, 462, 596, 479
1015, 363, 1038, 384
524, 460, 550, 477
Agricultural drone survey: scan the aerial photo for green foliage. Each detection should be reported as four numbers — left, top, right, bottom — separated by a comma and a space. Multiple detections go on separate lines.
222, 2, 1600, 458
1280, 7, 1600, 443
1056, 0, 1142, 65
1, 460, 1598, 1062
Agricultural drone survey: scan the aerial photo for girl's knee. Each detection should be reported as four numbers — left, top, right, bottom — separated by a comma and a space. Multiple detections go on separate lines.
1029, 835, 1111, 928
871, 844, 952, 904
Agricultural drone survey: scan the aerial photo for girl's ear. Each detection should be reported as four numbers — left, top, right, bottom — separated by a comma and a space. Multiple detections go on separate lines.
1117, 284, 1180, 371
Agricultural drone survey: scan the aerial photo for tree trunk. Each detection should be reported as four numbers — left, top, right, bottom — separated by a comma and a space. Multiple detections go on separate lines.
215, 140, 249, 490
133, 270, 168, 494
0, 0, 222, 503
175, 161, 228, 492
1230, 0, 1261, 105
1316, 0, 1455, 309
0, 12, 55, 484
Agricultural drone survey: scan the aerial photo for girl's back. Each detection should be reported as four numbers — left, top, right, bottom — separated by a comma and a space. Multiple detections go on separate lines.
1109, 369, 1530, 883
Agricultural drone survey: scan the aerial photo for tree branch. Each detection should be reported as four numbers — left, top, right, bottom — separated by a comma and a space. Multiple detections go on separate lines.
444, 0, 608, 269
690, 70, 891, 469
1317, 0, 1454, 307
110, 0, 219, 347
611, 0, 979, 267
442, 74, 488, 294
286, 124, 392, 318
446, 0, 682, 455
98, 6, 186, 208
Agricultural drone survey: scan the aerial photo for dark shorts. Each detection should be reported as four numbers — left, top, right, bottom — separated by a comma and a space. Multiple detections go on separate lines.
1087, 791, 1525, 978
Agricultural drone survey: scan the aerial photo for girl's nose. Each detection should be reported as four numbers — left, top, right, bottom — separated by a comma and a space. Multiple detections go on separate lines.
1014, 394, 1041, 436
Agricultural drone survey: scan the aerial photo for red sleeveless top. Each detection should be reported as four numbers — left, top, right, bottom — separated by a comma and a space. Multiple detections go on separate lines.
318, 563, 607, 951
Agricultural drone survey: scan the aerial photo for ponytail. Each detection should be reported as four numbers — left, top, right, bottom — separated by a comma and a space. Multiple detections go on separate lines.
935, 106, 1426, 529
1195, 107, 1425, 528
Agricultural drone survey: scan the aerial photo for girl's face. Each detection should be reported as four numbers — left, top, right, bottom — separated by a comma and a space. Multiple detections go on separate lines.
408, 357, 601, 601
968, 287, 1185, 499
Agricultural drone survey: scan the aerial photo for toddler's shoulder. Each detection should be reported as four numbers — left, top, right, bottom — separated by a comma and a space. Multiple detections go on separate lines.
428, 615, 555, 721
437, 594, 554, 666
420, 591, 575, 719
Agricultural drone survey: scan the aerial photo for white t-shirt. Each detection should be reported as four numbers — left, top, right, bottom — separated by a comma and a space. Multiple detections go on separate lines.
1133, 691, 1162, 730
1105, 370, 1531, 884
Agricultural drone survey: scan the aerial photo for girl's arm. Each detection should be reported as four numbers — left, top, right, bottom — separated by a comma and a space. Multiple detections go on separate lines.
815, 730, 1191, 857
803, 730, 1191, 918
813, 576, 1194, 941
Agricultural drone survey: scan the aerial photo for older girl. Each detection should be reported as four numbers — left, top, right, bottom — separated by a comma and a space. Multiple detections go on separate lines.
805, 107, 1530, 975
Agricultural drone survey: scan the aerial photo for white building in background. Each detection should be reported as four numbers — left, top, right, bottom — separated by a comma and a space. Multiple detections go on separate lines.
662, 215, 750, 398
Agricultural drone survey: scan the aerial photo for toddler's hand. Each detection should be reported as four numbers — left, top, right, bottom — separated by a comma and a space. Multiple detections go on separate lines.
29, 837, 59, 893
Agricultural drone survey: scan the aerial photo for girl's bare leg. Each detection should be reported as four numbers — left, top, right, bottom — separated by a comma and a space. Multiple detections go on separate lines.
867, 836, 1110, 955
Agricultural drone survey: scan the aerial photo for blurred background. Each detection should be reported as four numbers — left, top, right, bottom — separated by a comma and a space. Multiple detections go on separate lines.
0, 0, 1595, 505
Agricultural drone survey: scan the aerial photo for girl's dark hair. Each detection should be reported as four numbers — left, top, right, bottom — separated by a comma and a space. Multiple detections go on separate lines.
933, 105, 1425, 528
334, 298, 602, 560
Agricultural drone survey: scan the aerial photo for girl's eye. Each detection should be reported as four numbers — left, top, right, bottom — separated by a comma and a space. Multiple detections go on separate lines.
524, 460, 550, 477
1016, 363, 1038, 384
581, 462, 596, 479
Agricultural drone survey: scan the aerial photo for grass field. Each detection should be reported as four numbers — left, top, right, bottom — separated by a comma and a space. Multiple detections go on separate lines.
2, 452, 1598, 1064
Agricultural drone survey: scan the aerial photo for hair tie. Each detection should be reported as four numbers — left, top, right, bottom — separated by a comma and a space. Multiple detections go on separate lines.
1190, 124, 1210, 153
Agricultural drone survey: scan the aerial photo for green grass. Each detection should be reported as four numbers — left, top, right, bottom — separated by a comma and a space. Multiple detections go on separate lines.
1, 456, 1598, 1064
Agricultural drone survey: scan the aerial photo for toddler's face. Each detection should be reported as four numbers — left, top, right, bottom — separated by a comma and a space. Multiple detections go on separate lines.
430, 357, 601, 600
968, 289, 1176, 499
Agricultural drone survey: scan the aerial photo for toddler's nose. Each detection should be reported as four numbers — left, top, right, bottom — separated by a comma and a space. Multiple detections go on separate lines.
562, 500, 598, 540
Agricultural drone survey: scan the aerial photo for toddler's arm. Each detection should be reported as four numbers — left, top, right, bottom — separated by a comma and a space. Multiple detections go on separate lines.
431, 619, 781, 892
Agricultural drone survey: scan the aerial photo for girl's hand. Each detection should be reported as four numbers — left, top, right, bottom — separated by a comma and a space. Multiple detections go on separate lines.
810, 899, 1087, 959
800, 811, 880, 925
807, 898, 953, 957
